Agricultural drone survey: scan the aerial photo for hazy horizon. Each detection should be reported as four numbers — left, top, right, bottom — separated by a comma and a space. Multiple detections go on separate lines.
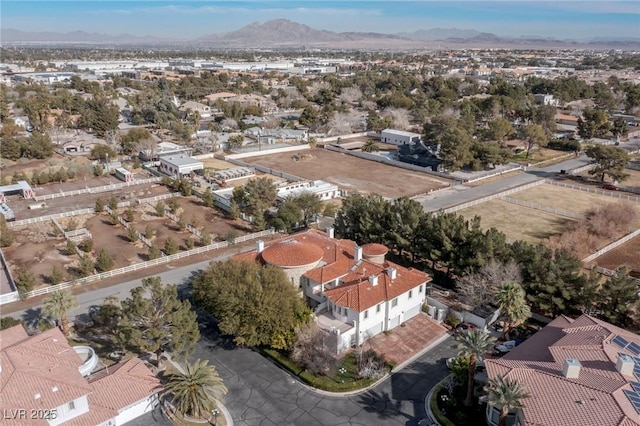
3, 1, 640, 41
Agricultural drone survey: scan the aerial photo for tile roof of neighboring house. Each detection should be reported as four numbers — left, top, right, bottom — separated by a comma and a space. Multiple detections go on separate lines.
362, 243, 388, 256
0, 325, 162, 426
555, 113, 580, 122
233, 229, 430, 312
485, 315, 640, 426
0, 327, 92, 420
88, 357, 162, 414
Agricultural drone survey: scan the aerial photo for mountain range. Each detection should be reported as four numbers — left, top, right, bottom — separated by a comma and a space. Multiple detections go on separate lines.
2, 19, 638, 50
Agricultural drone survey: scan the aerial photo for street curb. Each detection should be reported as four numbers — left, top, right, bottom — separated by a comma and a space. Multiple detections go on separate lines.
423, 375, 450, 426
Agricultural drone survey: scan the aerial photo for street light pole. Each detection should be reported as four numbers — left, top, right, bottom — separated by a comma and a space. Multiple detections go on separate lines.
210, 408, 219, 426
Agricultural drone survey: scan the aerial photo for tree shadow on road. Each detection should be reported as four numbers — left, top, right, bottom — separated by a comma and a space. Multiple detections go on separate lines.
20, 307, 43, 330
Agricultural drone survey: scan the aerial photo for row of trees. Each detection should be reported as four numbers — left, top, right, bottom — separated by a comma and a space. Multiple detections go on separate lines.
334, 194, 640, 327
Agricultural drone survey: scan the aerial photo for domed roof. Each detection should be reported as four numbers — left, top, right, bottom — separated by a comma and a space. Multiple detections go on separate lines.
261, 240, 324, 267
362, 243, 388, 256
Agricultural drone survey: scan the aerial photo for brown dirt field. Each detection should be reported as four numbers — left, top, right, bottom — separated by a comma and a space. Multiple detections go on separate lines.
132, 214, 192, 252
595, 235, 640, 272
458, 199, 574, 243
6, 183, 171, 220
3, 222, 75, 287
84, 214, 148, 268
171, 196, 252, 240
201, 158, 238, 170
245, 148, 452, 198
623, 169, 640, 188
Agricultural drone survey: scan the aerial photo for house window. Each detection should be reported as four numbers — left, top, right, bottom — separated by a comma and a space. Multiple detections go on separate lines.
419, 285, 423, 293
364, 310, 368, 319
376, 304, 381, 313
408, 290, 413, 299
64, 401, 76, 414
391, 298, 398, 308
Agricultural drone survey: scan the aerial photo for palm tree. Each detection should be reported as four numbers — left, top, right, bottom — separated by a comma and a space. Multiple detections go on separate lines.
361, 140, 380, 153
485, 375, 530, 426
163, 359, 228, 419
457, 328, 496, 407
43, 289, 78, 336
495, 282, 531, 339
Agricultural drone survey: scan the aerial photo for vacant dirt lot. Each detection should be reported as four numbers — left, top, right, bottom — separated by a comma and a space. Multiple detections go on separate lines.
3, 222, 75, 287
595, 235, 640, 273
171, 196, 252, 240
245, 148, 452, 198
511, 184, 640, 224
458, 199, 574, 243
84, 214, 149, 268
6, 182, 171, 220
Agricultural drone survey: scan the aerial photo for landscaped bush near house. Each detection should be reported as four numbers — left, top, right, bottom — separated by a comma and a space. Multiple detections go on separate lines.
430, 384, 456, 426
260, 348, 389, 393
547, 139, 581, 152
444, 313, 461, 329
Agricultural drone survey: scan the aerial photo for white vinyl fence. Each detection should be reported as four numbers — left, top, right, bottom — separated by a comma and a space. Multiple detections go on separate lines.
442, 180, 546, 214
9, 228, 275, 302
34, 177, 162, 201
582, 228, 640, 263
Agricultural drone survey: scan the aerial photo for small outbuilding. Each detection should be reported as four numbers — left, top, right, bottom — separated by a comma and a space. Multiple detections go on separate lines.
115, 167, 133, 183
380, 129, 422, 146
159, 155, 203, 178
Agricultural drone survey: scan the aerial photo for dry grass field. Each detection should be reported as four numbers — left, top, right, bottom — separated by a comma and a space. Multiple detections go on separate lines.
245, 148, 452, 198
458, 198, 574, 243
510, 184, 640, 224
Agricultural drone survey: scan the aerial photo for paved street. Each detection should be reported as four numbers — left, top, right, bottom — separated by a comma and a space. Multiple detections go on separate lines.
194, 316, 458, 426
416, 155, 591, 211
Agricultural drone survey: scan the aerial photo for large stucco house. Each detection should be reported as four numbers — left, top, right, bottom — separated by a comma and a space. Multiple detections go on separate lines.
235, 229, 432, 354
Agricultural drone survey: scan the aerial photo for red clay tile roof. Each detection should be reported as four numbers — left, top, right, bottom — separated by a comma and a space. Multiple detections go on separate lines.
485, 315, 640, 426
362, 243, 388, 256
89, 357, 162, 413
0, 327, 92, 417
323, 262, 429, 312
261, 239, 325, 267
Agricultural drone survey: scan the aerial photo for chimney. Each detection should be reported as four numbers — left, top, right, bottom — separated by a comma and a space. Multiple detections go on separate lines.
355, 245, 363, 262
256, 240, 265, 253
562, 358, 581, 379
617, 354, 635, 377
368, 274, 379, 286
386, 267, 397, 280
326, 227, 335, 239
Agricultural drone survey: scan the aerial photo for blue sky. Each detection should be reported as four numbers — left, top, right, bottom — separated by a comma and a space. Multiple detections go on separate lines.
2, 1, 639, 40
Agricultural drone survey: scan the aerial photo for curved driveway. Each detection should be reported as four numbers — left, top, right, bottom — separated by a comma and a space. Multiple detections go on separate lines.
194, 318, 457, 426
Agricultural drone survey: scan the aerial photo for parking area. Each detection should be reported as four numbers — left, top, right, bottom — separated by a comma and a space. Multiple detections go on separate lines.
367, 314, 448, 366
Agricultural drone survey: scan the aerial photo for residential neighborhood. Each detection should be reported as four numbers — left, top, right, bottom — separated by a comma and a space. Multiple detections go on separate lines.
1, 4, 640, 426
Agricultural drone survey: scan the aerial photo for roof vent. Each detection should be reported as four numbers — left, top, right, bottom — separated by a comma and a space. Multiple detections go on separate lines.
34, 393, 41, 400
51, 386, 59, 392
617, 354, 635, 376
256, 240, 265, 253
386, 267, 397, 280
369, 274, 379, 286
563, 358, 581, 379
355, 245, 363, 262
326, 227, 334, 239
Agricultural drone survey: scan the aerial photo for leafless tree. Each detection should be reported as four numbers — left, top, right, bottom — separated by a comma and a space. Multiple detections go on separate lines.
338, 86, 363, 105
327, 111, 362, 136
353, 345, 387, 380
221, 118, 239, 131
290, 323, 335, 376
307, 81, 332, 97
137, 137, 158, 161
361, 100, 377, 111
382, 108, 411, 130
457, 260, 522, 308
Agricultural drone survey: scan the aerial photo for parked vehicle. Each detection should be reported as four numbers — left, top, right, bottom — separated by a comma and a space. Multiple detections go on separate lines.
454, 322, 478, 334
494, 339, 524, 354
603, 183, 619, 191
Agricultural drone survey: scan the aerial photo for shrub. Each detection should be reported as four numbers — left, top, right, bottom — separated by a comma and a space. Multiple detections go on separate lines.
144, 224, 155, 239
548, 139, 581, 152
64, 240, 78, 255
66, 217, 79, 231
50, 265, 64, 285
77, 256, 95, 277
78, 238, 94, 253
95, 198, 105, 212
127, 227, 139, 243
444, 313, 461, 329
123, 208, 135, 222
0, 317, 24, 330
15, 266, 36, 295
155, 201, 165, 217
0, 216, 14, 247
200, 231, 211, 246
148, 244, 162, 260
226, 230, 238, 245
95, 249, 115, 272
185, 237, 195, 250
109, 211, 119, 226
164, 237, 179, 255
430, 385, 457, 426
168, 197, 180, 214
108, 195, 118, 210
177, 214, 186, 231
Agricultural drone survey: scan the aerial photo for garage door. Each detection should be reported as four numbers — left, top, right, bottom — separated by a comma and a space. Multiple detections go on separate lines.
364, 322, 383, 338
404, 305, 421, 320
388, 315, 401, 329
